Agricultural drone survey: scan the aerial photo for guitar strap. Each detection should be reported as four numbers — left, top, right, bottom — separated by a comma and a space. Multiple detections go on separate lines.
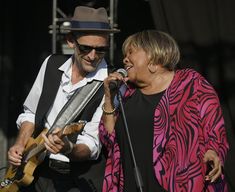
48, 80, 103, 134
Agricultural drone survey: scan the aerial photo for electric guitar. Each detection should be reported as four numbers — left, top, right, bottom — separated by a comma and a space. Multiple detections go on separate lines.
0, 121, 86, 192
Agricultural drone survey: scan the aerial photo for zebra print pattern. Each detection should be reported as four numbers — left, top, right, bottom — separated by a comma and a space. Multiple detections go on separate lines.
99, 68, 229, 192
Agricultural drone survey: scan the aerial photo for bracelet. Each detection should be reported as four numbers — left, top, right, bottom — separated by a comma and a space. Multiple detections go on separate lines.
102, 103, 116, 115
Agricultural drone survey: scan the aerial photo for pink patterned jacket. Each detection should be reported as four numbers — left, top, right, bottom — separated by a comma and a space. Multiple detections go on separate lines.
99, 69, 229, 192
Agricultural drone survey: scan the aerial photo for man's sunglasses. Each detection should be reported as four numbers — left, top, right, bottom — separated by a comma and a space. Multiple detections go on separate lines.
73, 39, 109, 55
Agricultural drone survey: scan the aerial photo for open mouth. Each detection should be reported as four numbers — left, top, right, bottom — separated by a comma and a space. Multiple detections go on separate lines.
125, 66, 132, 71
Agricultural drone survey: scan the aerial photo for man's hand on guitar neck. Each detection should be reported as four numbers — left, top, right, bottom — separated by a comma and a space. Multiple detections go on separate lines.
42, 128, 73, 155
42, 126, 92, 161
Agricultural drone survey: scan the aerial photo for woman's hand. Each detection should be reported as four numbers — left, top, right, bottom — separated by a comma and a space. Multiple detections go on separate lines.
103, 71, 128, 100
102, 71, 128, 133
203, 149, 222, 183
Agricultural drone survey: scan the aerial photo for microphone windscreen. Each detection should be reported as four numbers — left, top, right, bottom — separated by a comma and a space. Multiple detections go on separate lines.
116, 68, 128, 78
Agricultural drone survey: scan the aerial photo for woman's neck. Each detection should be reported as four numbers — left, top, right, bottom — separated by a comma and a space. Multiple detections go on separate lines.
139, 70, 175, 95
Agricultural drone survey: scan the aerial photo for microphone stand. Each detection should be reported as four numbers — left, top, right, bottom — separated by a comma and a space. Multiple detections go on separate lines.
117, 90, 144, 192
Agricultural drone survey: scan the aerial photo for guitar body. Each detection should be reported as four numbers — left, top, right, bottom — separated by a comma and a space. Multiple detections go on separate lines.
0, 122, 85, 192
0, 129, 48, 192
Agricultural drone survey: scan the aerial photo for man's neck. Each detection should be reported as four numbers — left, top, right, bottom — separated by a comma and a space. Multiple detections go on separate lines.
71, 63, 86, 85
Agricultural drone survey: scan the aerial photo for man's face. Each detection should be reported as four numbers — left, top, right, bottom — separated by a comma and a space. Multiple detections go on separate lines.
73, 34, 109, 73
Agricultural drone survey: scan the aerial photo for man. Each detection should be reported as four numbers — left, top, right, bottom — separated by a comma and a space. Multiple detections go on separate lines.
7, 6, 119, 192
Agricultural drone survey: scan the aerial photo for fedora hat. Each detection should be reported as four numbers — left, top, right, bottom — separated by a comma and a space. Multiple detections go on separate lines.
62, 6, 120, 33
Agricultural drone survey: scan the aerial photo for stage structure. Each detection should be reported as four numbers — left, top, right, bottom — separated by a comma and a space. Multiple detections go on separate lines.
49, 0, 118, 66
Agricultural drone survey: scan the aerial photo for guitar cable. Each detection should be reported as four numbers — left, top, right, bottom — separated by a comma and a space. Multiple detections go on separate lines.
0, 166, 7, 172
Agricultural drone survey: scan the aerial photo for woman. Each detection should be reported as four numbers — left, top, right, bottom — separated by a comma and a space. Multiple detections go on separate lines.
99, 30, 229, 191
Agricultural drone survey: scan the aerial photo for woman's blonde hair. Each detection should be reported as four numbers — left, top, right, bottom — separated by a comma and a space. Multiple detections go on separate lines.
122, 30, 180, 70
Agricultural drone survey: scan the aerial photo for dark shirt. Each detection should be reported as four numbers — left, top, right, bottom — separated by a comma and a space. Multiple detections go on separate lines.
116, 89, 166, 192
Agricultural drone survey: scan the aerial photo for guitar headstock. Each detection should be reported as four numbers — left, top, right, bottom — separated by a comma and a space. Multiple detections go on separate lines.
62, 120, 87, 136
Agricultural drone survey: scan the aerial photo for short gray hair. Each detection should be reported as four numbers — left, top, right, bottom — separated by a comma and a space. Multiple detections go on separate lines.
122, 30, 180, 70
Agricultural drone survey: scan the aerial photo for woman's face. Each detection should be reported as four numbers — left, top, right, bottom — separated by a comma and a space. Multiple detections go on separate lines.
123, 45, 150, 84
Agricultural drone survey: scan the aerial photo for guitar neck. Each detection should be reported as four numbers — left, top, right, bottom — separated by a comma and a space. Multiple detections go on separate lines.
23, 121, 86, 162
24, 127, 65, 161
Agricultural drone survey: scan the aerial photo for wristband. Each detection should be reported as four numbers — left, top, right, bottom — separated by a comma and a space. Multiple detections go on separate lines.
63, 141, 74, 155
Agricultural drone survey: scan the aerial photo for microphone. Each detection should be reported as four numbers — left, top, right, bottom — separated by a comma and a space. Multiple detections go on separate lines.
109, 68, 128, 91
